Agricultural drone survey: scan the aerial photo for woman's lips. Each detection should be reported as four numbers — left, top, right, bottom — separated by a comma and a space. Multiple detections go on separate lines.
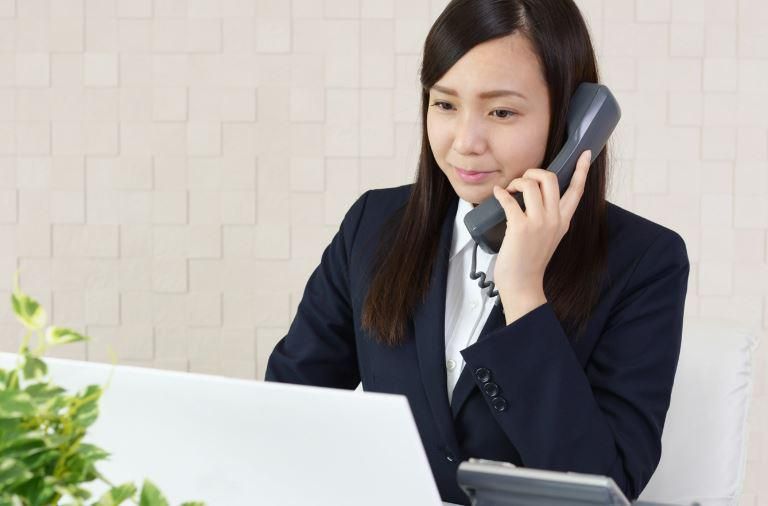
455, 166, 498, 183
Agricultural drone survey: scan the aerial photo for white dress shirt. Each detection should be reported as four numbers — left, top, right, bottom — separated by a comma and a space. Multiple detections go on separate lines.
444, 197, 500, 405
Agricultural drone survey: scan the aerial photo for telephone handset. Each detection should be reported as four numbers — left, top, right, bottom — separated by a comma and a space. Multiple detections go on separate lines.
462, 82, 622, 303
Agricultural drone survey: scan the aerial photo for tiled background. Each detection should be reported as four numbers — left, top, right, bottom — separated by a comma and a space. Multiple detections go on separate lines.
0, 0, 765, 502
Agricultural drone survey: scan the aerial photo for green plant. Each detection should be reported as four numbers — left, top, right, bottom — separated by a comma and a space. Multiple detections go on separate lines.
1, 270, 205, 506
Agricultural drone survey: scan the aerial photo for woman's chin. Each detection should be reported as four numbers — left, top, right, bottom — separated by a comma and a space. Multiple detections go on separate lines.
457, 188, 491, 206
447, 176, 495, 205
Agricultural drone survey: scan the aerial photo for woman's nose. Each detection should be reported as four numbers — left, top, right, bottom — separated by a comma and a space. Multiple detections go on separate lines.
452, 113, 488, 155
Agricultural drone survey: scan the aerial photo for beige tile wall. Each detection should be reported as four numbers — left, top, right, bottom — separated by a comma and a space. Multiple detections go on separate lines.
0, 0, 765, 503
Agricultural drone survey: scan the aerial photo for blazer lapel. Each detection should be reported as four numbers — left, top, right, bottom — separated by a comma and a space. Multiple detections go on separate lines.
449, 301, 506, 418
412, 195, 461, 455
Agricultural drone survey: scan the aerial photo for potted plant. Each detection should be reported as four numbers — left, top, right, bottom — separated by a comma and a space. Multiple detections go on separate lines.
0, 270, 205, 506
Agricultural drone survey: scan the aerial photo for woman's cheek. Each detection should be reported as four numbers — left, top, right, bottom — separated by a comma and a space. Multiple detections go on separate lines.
426, 116, 443, 148
428, 118, 449, 142
492, 133, 534, 171
429, 133, 453, 163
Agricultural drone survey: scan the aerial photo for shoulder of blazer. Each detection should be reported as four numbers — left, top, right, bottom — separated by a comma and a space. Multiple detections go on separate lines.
338, 184, 413, 256
362, 183, 413, 218
604, 200, 690, 296
605, 200, 685, 250
351, 184, 413, 235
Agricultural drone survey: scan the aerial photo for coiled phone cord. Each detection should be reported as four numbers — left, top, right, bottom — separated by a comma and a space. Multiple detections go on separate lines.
469, 241, 502, 307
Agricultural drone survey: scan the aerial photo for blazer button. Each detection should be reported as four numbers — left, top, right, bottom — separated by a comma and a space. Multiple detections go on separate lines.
474, 367, 491, 383
492, 397, 507, 412
483, 382, 500, 397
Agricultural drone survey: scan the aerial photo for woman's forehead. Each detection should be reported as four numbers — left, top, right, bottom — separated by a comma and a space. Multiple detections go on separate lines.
433, 34, 546, 96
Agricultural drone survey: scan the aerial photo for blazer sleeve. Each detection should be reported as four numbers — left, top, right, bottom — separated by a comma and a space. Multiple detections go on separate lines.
264, 190, 371, 390
458, 229, 690, 501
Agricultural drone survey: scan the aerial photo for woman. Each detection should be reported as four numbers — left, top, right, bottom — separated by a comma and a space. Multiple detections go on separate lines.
266, 0, 690, 504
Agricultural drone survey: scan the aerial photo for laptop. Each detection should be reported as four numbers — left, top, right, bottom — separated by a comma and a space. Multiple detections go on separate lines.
0, 352, 454, 506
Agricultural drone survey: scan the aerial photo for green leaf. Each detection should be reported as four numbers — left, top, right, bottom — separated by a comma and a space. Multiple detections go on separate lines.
46, 326, 89, 346
56, 442, 109, 485
0, 420, 23, 444
0, 458, 34, 490
75, 443, 111, 464
68, 483, 93, 500
54, 482, 92, 505
20, 446, 60, 473
46, 392, 70, 414
0, 390, 35, 418
59, 452, 90, 485
0, 435, 46, 459
71, 385, 102, 428
10, 474, 57, 505
179, 502, 206, 506
11, 272, 47, 331
138, 479, 169, 506
21, 356, 47, 381
24, 382, 66, 402
0, 494, 26, 506
4, 369, 19, 391
44, 432, 74, 448
93, 483, 137, 506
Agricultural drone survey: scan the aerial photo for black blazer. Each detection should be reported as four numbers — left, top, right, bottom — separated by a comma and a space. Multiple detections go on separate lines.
265, 183, 690, 505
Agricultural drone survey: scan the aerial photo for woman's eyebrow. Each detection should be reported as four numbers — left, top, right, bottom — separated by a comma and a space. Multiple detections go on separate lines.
430, 84, 527, 101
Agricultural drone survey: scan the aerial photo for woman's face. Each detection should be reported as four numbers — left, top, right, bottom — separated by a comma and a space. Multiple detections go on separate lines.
427, 32, 551, 207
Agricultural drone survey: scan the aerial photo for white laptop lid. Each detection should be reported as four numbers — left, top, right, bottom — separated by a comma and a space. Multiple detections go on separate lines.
0, 352, 446, 506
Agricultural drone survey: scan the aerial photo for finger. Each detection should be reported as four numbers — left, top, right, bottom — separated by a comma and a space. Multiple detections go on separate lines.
521, 168, 560, 222
493, 184, 525, 223
559, 149, 592, 221
507, 177, 544, 222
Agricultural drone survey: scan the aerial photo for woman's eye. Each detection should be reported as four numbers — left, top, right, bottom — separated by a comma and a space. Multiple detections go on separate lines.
431, 101, 453, 111
430, 102, 517, 119
492, 110, 517, 119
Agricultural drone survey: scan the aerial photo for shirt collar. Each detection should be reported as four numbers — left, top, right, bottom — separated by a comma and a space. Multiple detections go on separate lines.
450, 197, 477, 262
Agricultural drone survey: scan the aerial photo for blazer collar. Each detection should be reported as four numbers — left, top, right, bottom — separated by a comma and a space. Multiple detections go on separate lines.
412, 193, 506, 456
